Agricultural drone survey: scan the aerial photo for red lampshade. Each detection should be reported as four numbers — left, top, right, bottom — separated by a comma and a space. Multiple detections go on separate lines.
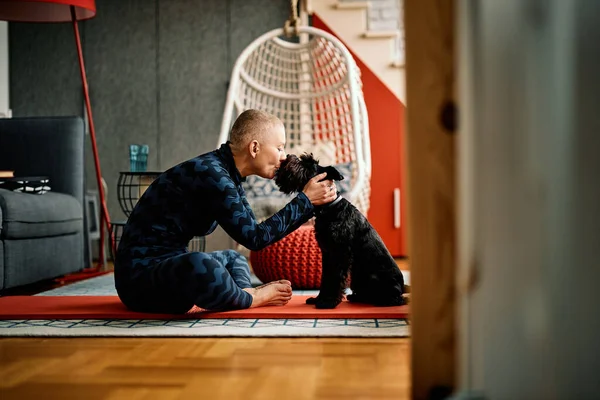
0, 0, 96, 22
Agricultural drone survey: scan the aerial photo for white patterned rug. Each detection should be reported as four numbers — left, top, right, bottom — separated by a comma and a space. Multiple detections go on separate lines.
0, 272, 411, 338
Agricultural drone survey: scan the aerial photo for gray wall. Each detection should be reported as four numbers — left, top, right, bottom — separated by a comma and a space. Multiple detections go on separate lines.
9, 0, 289, 229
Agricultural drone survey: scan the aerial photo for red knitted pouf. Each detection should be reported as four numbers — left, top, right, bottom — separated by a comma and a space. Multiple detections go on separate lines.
250, 224, 322, 289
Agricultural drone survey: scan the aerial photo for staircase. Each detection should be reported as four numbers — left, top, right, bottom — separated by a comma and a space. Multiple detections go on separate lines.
308, 0, 406, 104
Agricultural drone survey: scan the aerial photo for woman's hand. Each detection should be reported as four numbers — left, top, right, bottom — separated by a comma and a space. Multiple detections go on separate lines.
302, 172, 338, 206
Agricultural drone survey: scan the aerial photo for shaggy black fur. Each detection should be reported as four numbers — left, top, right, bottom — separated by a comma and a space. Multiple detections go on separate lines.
275, 153, 405, 309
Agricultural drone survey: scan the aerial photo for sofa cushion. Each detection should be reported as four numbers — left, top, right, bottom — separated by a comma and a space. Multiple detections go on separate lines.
0, 189, 83, 239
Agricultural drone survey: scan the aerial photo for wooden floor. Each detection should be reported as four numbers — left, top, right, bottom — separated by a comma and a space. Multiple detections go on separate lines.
0, 259, 411, 399
0, 337, 410, 399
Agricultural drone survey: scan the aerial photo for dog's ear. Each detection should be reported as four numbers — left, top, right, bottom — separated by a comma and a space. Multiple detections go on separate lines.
274, 154, 316, 194
317, 165, 345, 181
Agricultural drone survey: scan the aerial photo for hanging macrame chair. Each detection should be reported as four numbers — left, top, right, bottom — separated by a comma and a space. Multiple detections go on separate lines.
218, 20, 371, 217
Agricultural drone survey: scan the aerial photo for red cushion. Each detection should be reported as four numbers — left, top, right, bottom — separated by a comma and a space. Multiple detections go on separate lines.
250, 224, 322, 289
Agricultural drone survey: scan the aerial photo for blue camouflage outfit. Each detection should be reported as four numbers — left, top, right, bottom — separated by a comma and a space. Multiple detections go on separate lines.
114, 142, 314, 313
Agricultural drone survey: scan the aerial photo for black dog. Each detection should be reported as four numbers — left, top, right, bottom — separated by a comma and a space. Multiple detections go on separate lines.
275, 153, 406, 309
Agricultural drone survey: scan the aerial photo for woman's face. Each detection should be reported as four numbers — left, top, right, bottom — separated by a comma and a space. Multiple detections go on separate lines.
254, 123, 287, 179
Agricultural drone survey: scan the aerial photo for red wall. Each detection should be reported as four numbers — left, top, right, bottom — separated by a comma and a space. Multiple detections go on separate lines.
312, 14, 407, 256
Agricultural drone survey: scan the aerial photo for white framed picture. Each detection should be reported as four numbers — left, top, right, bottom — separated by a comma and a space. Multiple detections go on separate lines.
0, 21, 10, 119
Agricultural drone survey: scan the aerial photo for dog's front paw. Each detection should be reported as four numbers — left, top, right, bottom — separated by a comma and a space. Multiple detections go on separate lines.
346, 294, 362, 303
314, 298, 342, 309
305, 297, 317, 305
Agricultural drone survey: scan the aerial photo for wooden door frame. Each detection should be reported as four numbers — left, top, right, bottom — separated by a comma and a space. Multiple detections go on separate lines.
404, 0, 457, 398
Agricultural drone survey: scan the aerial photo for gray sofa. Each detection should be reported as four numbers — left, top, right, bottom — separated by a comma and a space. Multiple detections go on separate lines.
0, 116, 87, 292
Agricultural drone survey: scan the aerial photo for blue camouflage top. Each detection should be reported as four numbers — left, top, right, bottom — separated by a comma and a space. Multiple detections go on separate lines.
115, 142, 314, 271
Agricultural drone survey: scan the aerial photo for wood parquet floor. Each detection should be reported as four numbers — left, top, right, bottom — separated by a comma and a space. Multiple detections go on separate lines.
0, 259, 410, 399
0, 338, 410, 399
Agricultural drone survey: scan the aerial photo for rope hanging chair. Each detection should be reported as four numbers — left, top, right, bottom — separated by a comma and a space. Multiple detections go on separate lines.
218, 9, 371, 217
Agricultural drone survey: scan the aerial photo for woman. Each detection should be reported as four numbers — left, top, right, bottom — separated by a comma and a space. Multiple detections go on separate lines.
114, 109, 337, 313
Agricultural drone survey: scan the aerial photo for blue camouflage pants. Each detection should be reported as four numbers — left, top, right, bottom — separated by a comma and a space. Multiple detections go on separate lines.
116, 250, 254, 314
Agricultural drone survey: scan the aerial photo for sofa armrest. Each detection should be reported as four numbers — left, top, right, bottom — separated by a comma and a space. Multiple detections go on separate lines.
0, 116, 85, 207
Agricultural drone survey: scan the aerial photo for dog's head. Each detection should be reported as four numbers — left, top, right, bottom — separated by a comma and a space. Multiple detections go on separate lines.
274, 153, 345, 194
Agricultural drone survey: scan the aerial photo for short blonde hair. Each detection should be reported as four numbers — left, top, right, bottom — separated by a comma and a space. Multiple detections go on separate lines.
229, 109, 283, 150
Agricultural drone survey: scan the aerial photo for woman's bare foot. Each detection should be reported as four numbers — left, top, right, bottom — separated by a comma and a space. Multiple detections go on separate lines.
241, 279, 290, 296
254, 279, 291, 290
243, 281, 292, 308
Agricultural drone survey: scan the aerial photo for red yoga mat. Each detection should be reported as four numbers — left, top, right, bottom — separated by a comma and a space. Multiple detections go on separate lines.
0, 295, 409, 320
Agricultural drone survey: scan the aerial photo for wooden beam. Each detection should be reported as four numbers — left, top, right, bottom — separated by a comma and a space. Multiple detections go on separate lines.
404, 0, 457, 398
